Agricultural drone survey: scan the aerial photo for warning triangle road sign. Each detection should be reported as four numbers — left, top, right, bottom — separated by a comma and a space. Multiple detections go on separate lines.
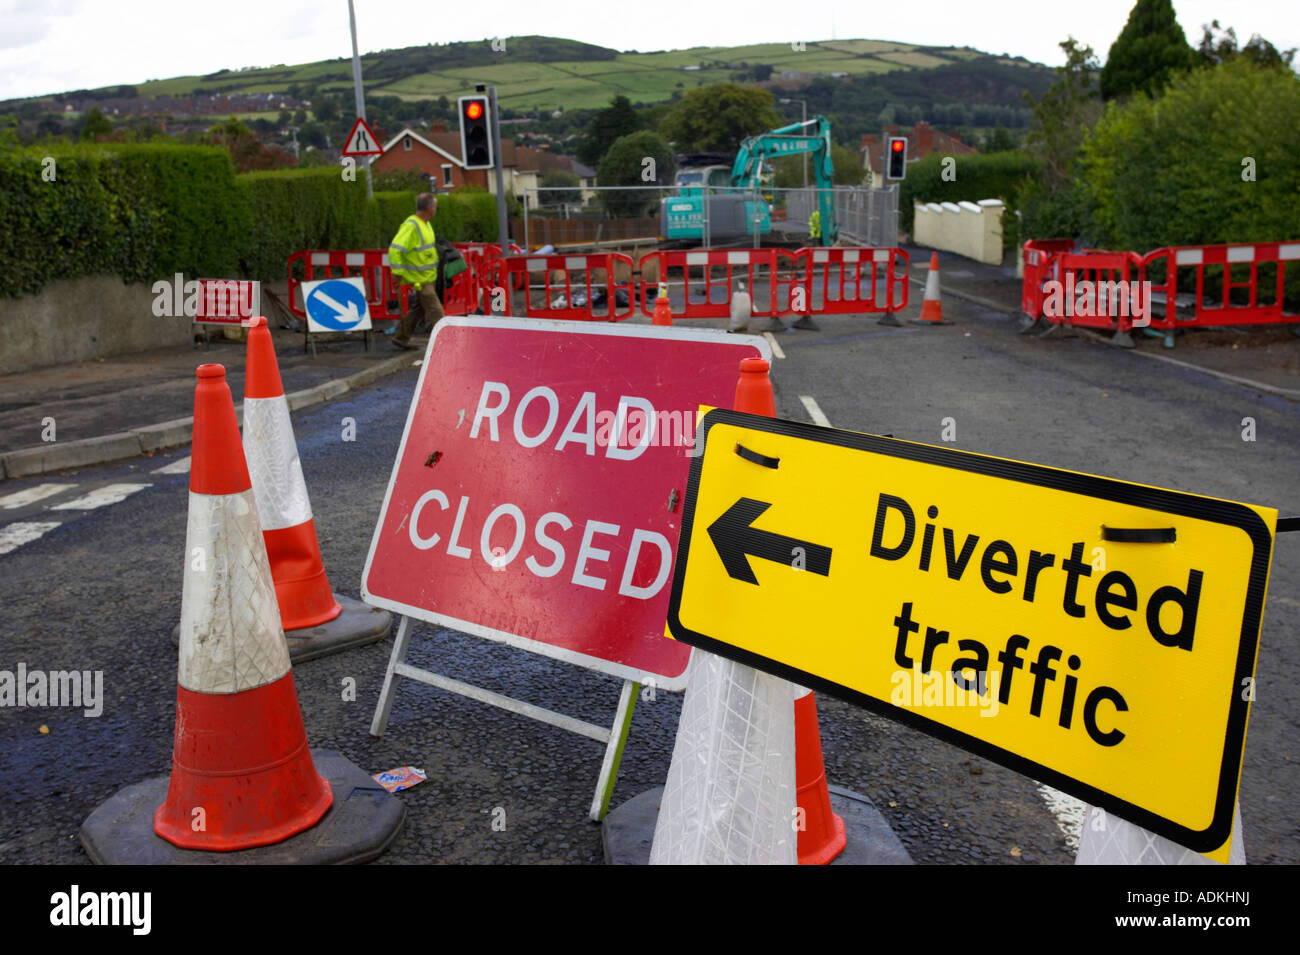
342, 117, 383, 156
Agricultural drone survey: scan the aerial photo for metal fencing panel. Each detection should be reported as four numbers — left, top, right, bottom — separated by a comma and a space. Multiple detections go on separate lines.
786, 186, 898, 247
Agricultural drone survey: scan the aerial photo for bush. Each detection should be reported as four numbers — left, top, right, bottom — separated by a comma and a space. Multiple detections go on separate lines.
1079, 58, 1300, 250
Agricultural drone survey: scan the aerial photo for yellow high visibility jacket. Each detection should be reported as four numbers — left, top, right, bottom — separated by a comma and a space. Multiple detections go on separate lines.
809, 210, 821, 239
388, 215, 439, 287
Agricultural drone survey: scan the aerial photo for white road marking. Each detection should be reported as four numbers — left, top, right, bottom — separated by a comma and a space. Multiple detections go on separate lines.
0, 484, 74, 509
152, 456, 191, 475
49, 483, 151, 510
799, 395, 831, 428
0, 521, 62, 555
763, 332, 785, 359
1037, 784, 1087, 852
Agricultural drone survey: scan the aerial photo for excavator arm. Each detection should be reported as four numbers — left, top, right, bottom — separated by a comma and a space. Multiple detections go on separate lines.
730, 115, 838, 245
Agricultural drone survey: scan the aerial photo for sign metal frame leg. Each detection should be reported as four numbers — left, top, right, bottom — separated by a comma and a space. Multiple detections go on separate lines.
369, 614, 641, 822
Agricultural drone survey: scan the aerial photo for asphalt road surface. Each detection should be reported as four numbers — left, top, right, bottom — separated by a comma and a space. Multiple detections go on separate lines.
2, 295, 1297, 865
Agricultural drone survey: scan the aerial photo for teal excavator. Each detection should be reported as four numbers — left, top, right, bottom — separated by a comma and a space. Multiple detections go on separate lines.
661, 115, 837, 244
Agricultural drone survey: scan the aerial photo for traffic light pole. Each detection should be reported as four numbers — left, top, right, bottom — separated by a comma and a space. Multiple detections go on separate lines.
488, 86, 509, 257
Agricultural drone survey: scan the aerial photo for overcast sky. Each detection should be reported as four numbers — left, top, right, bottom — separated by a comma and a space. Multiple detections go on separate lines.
2, 0, 1297, 100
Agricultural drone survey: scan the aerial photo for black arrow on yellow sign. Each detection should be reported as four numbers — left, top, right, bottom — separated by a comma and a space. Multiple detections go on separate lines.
707, 497, 832, 584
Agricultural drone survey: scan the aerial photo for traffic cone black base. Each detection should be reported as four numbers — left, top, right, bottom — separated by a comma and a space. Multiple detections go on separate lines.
602, 785, 913, 866
172, 592, 390, 663
80, 750, 405, 865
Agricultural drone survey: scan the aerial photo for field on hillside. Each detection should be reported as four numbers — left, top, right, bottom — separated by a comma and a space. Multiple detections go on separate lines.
120, 38, 1019, 112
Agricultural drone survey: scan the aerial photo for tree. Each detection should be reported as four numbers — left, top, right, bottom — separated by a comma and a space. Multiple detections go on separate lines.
660, 83, 780, 153
1025, 38, 1102, 190
576, 96, 641, 168
829, 142, 862, 185
78, 107, 113, 141
1198, 19, 1297, 71
314, 96, 340, 122
1100, 0, 1198, 100
597, 130, 675, 217
205, 118, 295, 172
1018, 38, 1104, 239
982, 126, 1019, 152
539, 170, 582, 207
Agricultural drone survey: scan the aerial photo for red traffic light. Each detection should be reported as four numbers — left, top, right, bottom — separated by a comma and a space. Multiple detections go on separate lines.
891, 139, 905, 152
465, 101, 484, 120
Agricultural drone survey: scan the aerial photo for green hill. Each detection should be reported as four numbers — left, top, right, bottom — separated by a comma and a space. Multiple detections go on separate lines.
120, 35, 1049, 114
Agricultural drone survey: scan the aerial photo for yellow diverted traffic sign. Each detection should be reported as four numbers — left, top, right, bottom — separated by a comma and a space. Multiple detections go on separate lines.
667, 409, 1276, 857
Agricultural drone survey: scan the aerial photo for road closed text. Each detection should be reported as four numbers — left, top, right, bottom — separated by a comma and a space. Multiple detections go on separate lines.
407, 490, 672, 600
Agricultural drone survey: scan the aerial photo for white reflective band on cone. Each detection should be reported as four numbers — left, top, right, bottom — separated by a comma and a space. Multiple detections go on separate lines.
650, 651, 796, 864
179, 489, 290, 694
243, 396, 313, 532
1076, 802, 1245, 865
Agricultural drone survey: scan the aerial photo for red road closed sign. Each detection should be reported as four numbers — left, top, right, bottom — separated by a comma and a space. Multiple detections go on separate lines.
362, 316, 770, 688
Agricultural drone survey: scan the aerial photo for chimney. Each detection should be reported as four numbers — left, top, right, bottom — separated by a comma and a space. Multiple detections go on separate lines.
430, 120, 447, 133
916, 123, 933, 157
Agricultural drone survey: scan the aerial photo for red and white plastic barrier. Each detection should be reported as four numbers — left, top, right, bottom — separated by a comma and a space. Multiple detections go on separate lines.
1023, 239, 1300, 333
287, 249, 400, 320
1141, 241, 1300, 328
637, 248, 803, 321
287, 244, 915, 327
799, 246, 909, 316
485, 252, 637, 321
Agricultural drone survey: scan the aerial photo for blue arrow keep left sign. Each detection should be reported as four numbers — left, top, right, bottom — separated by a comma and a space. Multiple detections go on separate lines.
303, 277, 373, 332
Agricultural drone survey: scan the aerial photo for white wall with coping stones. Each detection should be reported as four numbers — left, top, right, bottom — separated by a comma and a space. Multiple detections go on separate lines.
914, 199, 1005, 266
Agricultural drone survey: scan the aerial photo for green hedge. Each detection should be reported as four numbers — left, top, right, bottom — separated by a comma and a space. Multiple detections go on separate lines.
0, 143, 246, 297
898, 151, 1041, 249
1, 144, 509, 297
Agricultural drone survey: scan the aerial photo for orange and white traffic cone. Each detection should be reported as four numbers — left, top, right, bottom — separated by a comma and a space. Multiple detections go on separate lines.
244, 317, 341, 631
917, 252, 945, 324
649, 357, 797, 864
238, 317, 390, 661
154, 363, 333, 850
170, 319, 391, 660
794, 687, 846, 864
81, 363, 405, 864
652, 284, 673, 326
733, 361, 870, 865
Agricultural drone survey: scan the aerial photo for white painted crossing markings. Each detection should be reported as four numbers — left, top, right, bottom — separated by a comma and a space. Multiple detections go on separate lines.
0, 521, 62, 556
0, 484, 74, 509
49, 483, 151, 510
763, 332, 785, 360
798, 395, 831, 428
152, 456, 191, 475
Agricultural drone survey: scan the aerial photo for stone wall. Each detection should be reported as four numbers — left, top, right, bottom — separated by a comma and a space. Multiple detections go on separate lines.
0, 276, 192, 376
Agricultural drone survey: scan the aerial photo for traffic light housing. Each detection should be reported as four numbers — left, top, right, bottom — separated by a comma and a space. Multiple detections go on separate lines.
458, 95, 493, 169
886, 136, 907, 182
